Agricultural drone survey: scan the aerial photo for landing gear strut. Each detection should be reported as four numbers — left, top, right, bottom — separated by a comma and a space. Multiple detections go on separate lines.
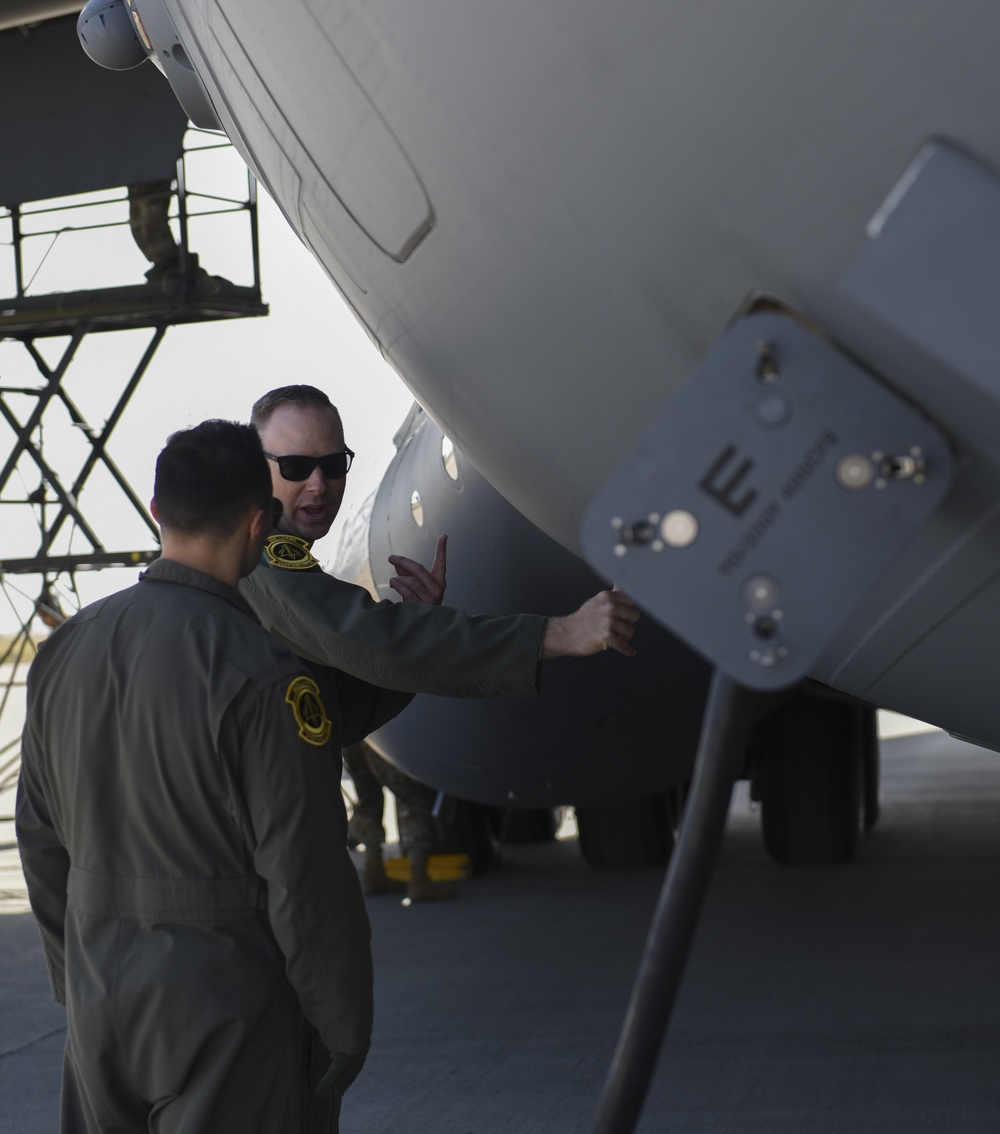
590, 670, 755, 1134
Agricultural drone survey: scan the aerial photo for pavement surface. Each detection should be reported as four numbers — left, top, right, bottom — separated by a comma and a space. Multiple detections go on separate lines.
3, 728, 1000, 1132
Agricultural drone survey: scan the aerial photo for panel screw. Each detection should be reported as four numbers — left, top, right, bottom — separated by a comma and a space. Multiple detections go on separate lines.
755, 340, 780, 383
879, 453, 925, 481
614, 518, 656, 556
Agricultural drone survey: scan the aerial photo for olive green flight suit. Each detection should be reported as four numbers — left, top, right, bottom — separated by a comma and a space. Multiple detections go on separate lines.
16, 560, 408, 1133
239, 535, 547, 697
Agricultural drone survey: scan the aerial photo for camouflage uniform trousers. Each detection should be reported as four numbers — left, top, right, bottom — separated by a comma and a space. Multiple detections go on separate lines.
128, 180, 178, 267
343, 741, 437, 856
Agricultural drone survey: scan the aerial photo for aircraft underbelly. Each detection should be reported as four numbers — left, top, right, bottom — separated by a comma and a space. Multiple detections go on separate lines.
168, 0, 1000, 739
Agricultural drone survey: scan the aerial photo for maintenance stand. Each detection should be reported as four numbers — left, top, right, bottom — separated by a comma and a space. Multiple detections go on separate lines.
0, 14, 268, 800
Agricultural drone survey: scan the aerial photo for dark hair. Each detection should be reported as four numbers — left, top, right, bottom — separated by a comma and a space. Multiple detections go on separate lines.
250, 385, 341, 430
154, 419, 271, 536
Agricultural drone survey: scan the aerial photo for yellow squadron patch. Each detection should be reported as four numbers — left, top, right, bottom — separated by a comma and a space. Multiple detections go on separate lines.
264, 534, 319, 570
285, 676, 332, 747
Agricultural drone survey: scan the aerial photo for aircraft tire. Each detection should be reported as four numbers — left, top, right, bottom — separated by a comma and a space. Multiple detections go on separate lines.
861, 706, 881, 831
758, 693, 865, 866
576, 794, 674, 869
501, 807, 562, 844
432, 799, 502, 873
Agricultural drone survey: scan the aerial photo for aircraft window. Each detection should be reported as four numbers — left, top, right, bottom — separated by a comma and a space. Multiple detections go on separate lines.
409, 489, 424, 527
441, 436, 459, 481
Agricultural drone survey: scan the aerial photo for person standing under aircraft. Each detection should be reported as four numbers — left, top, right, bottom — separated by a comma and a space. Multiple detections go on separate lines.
343, 739, 456, 901
239, 386, 639, 723
17, 421, 400, 1133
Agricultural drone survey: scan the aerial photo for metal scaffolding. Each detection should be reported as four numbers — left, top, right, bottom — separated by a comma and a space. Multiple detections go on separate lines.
0, 133, 269, 798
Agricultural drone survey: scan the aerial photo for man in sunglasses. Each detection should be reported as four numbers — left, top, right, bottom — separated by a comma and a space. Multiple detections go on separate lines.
240, 382, 638, 724
243, 383, 638, 676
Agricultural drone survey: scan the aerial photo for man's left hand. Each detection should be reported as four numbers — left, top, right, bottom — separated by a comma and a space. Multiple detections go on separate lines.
388, 533, 447, 605
315, 1041, 371, 1098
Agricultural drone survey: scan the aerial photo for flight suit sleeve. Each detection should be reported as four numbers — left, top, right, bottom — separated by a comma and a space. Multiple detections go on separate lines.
240, 563, 546, 697
229, 670, 373, 1057
334, 669, 413, 749
15, 725, 70, 1005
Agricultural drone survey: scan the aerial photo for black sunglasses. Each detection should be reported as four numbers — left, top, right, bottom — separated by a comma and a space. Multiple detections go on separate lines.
264, 448, 355, 481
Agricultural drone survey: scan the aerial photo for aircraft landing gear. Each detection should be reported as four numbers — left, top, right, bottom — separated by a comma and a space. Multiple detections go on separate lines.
575, 794, 676, 869
590, 670, 755, 1134
754, 692, 879, 865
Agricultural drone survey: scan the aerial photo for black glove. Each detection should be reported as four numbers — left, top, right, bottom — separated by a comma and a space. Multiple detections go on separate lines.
315, 1040, 371, 1098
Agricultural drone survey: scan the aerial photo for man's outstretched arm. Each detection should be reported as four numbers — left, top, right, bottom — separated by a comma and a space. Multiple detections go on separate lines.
241, 534, 639, 698
391, 533, 639, 659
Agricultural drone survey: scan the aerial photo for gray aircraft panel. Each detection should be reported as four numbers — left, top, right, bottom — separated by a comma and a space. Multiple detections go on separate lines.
582, 310, 954, 690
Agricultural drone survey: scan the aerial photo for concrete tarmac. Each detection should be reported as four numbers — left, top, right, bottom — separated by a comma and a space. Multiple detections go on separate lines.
3, 729, 1000, 1132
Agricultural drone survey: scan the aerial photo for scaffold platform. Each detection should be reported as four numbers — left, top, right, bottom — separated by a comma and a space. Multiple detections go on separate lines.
0, 281, 267, 339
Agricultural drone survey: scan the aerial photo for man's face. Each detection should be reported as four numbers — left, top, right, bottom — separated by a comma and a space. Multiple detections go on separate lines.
258, 402, 349, 544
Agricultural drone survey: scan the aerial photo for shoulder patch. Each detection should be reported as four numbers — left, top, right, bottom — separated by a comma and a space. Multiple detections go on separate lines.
264, 534, 319, 570
284, 675, 332, 747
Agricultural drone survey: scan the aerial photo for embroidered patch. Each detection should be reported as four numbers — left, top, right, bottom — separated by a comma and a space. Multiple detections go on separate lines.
264, 534, 319, 570
284, 676, 332, 747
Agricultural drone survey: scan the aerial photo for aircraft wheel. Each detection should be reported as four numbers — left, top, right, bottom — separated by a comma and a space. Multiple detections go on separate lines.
432, 799, 502, 873
758, 694, 865, 866
576, 794, 674, 869
501, 807, 562, 844
861, 706, 880, 831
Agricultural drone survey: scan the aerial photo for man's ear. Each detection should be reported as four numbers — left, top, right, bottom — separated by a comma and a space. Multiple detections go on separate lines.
150, 498, 160, 523
246, 504, 269, 544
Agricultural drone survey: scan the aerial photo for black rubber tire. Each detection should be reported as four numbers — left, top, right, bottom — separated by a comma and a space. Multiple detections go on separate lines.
431, 799, 502, 873
860, 706, 880, 831
576, 794, 674, 869
758, 694, 865, 866
500, 807, 561, 844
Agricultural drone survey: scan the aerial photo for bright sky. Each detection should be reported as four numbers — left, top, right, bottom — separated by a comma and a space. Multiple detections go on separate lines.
0, 138, 415, 630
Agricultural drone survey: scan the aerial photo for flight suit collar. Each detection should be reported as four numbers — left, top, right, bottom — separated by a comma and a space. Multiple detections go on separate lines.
139, 558, 259, 621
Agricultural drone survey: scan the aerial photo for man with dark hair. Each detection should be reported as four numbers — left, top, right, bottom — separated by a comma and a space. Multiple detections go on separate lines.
150, 416, 273, 533
17, 419, 399, 1133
